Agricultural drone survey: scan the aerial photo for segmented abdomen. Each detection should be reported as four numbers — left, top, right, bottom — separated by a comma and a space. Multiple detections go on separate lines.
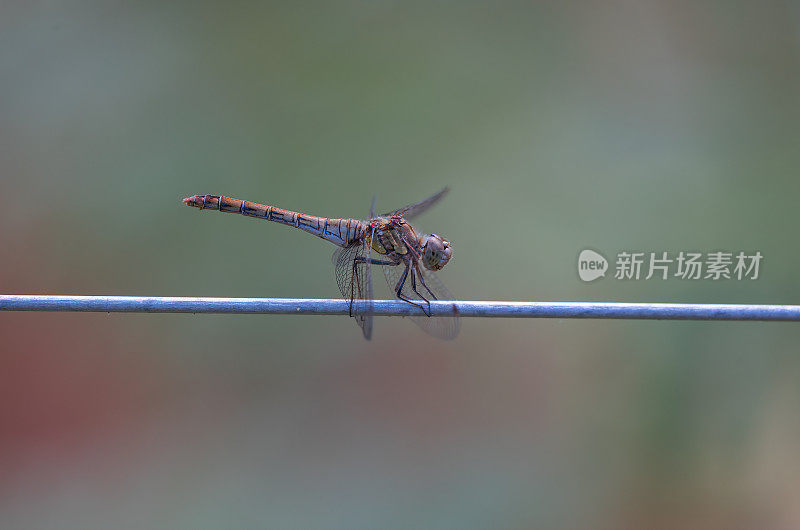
183, 194, 365, 247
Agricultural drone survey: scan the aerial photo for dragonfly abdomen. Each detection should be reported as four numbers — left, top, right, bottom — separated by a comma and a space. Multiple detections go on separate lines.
183, 194, 364, 247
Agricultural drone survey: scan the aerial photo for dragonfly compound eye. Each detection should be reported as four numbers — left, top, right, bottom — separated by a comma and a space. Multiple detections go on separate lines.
422, 234, 452, 270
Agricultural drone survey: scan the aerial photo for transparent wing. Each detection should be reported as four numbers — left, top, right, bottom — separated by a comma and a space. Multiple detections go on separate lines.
332, 236, 374, 340
362, 195, 376, 337
331, 195, 377, 340
381, 261, 460, 340
361, 232, 374, 340
382, 187, 449, 220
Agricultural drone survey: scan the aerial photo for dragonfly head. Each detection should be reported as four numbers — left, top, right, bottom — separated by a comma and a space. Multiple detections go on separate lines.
420, 234, 452, 271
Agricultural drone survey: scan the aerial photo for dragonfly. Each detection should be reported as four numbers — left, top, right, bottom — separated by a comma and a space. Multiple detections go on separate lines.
182, 188, 460, 340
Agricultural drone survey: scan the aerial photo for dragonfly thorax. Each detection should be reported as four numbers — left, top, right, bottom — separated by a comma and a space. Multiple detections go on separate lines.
371, 219, 414, 256
419, 233, 452, 271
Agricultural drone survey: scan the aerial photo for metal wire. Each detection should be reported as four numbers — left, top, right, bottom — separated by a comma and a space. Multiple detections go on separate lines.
1, 295, 800, 321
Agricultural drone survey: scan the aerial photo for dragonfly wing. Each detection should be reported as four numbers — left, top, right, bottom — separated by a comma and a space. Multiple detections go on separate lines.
381, 261, 461, 340
332, 244, 359, 301
362, 195, 376, 338
382, 187, 449, 220
332, 237, 374, 340
361, 230, 374, 339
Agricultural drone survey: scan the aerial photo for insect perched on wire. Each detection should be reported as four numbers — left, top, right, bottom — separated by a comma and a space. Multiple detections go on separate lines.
182, 188, 459, 340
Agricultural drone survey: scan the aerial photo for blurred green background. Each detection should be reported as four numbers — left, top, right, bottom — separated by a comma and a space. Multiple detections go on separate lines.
2, 1, 800, 528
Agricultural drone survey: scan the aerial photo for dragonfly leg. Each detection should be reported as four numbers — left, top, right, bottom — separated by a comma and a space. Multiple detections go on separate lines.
350, 256, 399, 317
355, 258, 398, 266
393, 262, 431, 316
409, 267, 432, 316
414, 261, 438, 301
349, 259, 359, 317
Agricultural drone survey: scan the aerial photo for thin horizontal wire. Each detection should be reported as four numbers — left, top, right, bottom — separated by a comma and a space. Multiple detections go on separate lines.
1, 295, 800, 321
